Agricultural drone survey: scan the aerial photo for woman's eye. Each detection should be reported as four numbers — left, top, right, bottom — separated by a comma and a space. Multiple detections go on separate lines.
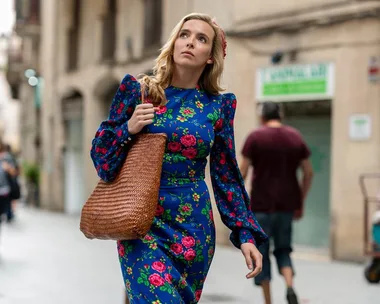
199, 37, 207, 43
180, 33, 188, 38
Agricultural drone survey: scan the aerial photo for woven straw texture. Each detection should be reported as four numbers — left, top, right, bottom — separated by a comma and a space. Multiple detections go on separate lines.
80, 133, 167, 240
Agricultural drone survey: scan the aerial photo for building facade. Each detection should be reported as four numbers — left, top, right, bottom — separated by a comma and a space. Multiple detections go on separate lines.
7, 0, 42, 166
14, 0, 380, 262
0, 34, 21, 152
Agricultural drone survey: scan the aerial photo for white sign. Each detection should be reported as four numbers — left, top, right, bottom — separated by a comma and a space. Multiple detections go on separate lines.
349, 114, 372, 141
256, 62, 335, 102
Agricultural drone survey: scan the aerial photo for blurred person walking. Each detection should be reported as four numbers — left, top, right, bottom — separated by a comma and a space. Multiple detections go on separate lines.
240, 102, 314, 304
0, 139, 18, 242
90, 13, 268, 303
4, 144, 20, 223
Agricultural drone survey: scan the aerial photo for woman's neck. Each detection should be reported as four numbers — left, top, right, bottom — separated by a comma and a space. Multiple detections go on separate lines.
171, 66, 203, 89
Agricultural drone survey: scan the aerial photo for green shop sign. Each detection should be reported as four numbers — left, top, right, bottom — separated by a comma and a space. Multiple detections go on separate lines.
256, 63, 335, 102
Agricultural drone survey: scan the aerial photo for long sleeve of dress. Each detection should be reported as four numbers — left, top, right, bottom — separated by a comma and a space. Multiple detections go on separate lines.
90, 74, 140, 182
210, 93, 268, 249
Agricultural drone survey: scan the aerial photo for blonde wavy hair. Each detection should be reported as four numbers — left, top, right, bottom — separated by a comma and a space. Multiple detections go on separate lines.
140, 13, 226, 105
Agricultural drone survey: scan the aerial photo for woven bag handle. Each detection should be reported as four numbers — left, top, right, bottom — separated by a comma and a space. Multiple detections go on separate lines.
140, 83, 146, 104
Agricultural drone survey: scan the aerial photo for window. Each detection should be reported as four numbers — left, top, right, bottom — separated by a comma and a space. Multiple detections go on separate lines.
143, 0, 162, 50
29, 0, 40, 24
67, 0, 81, 71
101, 0, 117, 61
15, 0, 40, 24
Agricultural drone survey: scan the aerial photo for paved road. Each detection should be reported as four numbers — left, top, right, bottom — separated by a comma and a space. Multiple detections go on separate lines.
0, 207, 379, 303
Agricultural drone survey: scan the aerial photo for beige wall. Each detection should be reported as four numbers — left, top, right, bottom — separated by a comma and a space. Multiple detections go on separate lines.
226, 17, 380, 261
40, 0, 61, 210
233, 0, 344, 22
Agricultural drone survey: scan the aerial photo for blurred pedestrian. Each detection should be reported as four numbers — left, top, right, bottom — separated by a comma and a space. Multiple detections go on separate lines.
5, 144, 20, 222
90, 12, 268, 303
0, 139, 17, 239
240, 102, 314, 304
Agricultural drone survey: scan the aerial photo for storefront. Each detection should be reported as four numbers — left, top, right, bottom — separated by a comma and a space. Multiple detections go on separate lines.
255, 62, 335, 249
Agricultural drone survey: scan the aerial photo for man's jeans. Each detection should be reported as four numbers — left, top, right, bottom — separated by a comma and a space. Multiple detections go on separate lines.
254, 212, 294, 285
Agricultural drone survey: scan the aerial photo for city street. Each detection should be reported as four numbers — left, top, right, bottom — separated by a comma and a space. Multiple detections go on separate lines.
0, 206, 379, 304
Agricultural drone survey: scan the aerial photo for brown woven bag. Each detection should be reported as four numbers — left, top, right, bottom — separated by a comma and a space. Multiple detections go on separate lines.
80, 85, 167, 240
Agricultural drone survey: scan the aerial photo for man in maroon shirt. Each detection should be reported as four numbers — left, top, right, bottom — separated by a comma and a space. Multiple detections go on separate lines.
240, 102, 313, 304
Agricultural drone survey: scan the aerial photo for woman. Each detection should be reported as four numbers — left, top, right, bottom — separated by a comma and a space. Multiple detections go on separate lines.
91, 13, 268, 303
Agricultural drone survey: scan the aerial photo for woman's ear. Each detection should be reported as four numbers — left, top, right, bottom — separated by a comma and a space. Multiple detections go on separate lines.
207, 58, 214, 64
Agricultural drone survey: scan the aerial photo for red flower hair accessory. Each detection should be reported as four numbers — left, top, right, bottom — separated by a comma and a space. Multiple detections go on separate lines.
212, 19, 227, 59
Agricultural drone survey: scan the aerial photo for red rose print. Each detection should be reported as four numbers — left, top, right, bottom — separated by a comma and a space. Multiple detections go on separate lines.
130, 76, 136, 81
181, 205, 192, 213
144, 235, 154, 242
99, 130, 105, 137
119, 84, 126, 91
102, 163, 109, 171
164, 273, 173, 284
219, 153, 226, 165
182, 148, 197, 159
156, 205, 164, 216
227, 191, 233, 202
170, 243, 184, 255
214, 118, 223, 131
96, 147, 107, 154
152, 261, 166, 273
117, 103, 125, 115
228, 138, 233, 149
127, 106, 134, 115
148, 273, 165, 287
116, 129, 123, 137
156, 106, 167, 115
184, 249, 196, 261
195, 290, 202, 301
182, 236, 195, 248
236, 221, 243, 227
180, 135, 197, 147
209, 210, 214, 221
118, 244, 125, 256
232, 99, 237, 109
168, 142, 182, 152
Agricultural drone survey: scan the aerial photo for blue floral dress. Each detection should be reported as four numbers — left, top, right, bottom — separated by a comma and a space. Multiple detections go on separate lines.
91, 74, 268, 304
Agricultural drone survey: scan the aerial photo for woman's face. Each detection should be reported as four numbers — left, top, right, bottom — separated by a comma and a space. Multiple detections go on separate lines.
173, 19, 215, 70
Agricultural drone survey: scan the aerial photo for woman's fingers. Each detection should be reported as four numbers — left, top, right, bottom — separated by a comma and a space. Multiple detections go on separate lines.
137, 113, 155, 120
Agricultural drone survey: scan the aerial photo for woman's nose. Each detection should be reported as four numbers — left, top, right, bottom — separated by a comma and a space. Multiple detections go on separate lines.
186, 36, 195, 48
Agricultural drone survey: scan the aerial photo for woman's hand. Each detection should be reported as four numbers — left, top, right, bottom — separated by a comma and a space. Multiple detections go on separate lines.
241, 242, 263, 279
127, 104, 158, 135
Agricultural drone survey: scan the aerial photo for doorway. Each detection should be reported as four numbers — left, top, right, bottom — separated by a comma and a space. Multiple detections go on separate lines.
62, 92, 85, 215
283, 100, 332, 248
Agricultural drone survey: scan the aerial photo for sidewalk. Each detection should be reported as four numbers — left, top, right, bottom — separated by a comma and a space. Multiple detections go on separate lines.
0, 206, 379, 304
